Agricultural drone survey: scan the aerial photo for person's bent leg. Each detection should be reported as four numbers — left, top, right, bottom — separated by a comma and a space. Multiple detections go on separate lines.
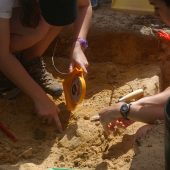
20, 26, 63, 97
22, 26, 63, 60
7, 8, 64, 97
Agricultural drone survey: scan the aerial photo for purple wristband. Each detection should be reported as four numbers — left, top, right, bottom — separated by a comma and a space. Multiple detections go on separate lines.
77, 38, 88, 49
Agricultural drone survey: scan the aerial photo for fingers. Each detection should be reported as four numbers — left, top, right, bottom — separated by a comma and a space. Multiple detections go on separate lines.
53, 107, 63, 133
69, 63, 74, 73
84, 61, 89, 69
69, 62, 88, 74
53, 114, 63, 133
40, 107, 63, 133
81, 65, 88, 75
91, 114, 134, 135
83, 61, 89, 73
77, 63, 88, 74
69, 58, 89, 74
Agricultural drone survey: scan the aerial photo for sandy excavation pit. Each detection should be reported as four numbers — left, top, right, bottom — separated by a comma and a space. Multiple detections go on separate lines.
0, 4, 169, 170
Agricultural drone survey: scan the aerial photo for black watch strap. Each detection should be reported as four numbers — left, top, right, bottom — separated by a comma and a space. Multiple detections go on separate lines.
120, 103, 131, 119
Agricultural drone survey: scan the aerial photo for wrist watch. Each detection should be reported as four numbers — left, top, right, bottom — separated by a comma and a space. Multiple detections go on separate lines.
120, 103, 131, 119
77, 38, 88, 49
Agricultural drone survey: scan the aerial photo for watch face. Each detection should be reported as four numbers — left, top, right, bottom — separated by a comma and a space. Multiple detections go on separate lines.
120, 103, 130, 119
121, 104, 129, 113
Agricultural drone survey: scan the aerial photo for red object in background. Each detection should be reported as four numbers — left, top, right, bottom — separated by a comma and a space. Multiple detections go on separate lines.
0, 122, 17, 142
157, 30, 170, 41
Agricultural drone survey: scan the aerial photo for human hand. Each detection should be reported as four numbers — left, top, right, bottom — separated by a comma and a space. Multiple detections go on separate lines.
34, 96, 63, 133
92, 103, 134, 133
69, 44, 89, 74
97, 103, 122, 128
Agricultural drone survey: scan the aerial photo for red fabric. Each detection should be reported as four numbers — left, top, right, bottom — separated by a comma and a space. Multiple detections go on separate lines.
157, 30, 170, 41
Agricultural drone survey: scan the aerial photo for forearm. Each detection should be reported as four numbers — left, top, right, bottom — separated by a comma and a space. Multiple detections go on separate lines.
73, 1, 92, 39
0, 54, 47, 102
128, 89, 170, 123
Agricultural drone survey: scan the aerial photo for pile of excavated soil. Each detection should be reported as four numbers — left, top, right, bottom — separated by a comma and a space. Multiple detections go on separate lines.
0, 4, 168, 170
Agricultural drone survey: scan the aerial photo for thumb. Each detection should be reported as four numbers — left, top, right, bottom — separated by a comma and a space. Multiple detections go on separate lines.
54, 114, 63, 133
81, 65, 88, 75
69, 63, 74, 73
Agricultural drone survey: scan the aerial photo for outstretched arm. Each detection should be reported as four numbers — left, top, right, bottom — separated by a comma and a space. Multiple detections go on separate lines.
98, 88, 170, 127
129, 87, 170, 123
